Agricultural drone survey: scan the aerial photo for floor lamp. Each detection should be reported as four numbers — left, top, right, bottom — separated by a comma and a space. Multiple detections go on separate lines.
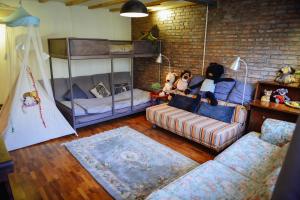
156, 53, 171, 83
229, 57, 248, 106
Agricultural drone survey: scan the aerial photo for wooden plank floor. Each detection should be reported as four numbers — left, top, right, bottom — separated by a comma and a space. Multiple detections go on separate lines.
8, 113, 214, 200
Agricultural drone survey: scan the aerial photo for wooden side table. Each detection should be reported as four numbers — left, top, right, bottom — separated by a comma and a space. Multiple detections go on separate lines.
150, 92, 169, 105
248, 100, 300, 132
248, 81, 300, 132
0, 138, 14, 200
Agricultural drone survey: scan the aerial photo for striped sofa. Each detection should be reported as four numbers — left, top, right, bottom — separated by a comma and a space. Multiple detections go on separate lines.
146, 99, 247, 152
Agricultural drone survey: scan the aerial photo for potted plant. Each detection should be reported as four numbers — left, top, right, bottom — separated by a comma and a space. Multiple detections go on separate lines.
150, 82, 161, 95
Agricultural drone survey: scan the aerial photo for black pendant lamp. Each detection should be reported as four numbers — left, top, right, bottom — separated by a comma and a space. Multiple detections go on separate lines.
120, 0, 148, 18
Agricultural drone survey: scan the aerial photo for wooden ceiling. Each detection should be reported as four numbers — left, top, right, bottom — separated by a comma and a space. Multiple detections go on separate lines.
37, 0, 216, 12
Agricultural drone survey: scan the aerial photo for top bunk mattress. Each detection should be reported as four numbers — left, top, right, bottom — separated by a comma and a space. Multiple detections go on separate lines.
60, 89, 150, 116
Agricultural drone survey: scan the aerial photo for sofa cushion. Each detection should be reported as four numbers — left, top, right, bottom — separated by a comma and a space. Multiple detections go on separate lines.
114, 83, 131, 94
227, 81, 255, 105
168, 94, 200, 112
92, 73, 111, 93
214, 81, 236, 101
261, 118, 296, 146
188, 75, 204, 95
200, 98, 248, 125
64, 84, 88, 100
113, 72, 131, 84
248, 167, 281, 200
72, 75, 94, 98
215, 132, 283, 181
90, 82, 111, 98
52, 78, 68, 101
146, 160, 260, 200
146, 104, 242, 151
197, 102, 235, 123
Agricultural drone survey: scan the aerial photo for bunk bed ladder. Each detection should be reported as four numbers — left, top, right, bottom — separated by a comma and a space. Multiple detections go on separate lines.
111, 58, 115, 115
130, 57, 134, 111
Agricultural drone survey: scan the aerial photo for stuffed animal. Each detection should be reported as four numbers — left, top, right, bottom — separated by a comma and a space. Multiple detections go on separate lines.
159, 72, 176, 96
185, 63, 235, 106
22, 91, 40, 107
275, 66, 297, 85
261, 89, 272, 102
174, 70, 192, 92
270, 88, 290, 104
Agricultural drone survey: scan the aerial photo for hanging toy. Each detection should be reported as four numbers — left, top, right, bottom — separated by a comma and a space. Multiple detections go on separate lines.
22, 91, 40, 107
22, 67, 47, 128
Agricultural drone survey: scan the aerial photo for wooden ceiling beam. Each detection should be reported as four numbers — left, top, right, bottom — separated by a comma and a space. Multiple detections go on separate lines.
65, 0, 91, 6
110, 0, 171, 12
88, 0, 127, 9
143, 0, 172, 7
184, 0, 216, 6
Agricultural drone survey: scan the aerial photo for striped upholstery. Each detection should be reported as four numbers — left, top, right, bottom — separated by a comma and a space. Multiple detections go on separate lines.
146, 101, 247, 152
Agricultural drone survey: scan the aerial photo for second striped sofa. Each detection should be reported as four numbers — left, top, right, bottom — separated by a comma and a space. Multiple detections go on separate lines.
146, 100, 247, 152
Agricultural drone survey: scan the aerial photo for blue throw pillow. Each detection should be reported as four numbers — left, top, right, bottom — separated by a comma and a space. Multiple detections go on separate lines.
214, 81, 236, 101
188, 75, 204, 95
197, 102, 235, 123
227, 81, 255, 105
64, 84, 88, 100
168, 94, 201, 112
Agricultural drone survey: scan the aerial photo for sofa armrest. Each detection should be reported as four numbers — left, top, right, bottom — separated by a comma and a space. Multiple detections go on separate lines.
261, 118, 296, 146
232, 105, 247, 125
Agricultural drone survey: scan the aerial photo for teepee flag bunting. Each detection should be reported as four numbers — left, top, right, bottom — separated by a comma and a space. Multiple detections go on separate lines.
0, 4, 75, 151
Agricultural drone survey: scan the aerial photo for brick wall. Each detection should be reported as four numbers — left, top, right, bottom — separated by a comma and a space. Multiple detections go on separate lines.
132, 0, 300, 90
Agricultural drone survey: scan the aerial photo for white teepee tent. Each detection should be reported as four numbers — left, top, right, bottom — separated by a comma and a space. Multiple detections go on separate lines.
0, 4, 75, 151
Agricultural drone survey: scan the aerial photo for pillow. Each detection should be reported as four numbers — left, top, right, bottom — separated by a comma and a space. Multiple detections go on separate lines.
64, 84, 88, 101
114, 83, 130, 94
168, 94, 200, 112
227, 81, 255, 105
90, 82, 111, 98
197, 102, 235, 123
188, 75, 204, 95
214, 81, 236, 101
261, 118, 296, 146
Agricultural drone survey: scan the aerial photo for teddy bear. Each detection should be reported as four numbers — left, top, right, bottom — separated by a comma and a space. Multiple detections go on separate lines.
261, 89, 272, 102
275, 66, 297, 85
270, 88, 290, 104
159, 72, 176, 96
174, 70, 192, 93
185, 63, 235, 106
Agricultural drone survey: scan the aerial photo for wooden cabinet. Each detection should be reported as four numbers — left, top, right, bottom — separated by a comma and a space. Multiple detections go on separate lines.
248, 82, 300, 132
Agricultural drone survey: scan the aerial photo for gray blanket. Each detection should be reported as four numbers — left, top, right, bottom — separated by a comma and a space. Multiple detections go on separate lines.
61, 89, 150, 116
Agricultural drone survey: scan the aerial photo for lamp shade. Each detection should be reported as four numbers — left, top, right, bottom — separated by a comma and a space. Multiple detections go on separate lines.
120, 0, 148, 18
156, 53, 162, 63
230, 56, 241, 71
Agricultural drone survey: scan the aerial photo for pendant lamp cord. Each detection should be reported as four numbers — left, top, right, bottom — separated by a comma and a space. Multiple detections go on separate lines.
201, 4, 209, 76
19, 0, 23, 6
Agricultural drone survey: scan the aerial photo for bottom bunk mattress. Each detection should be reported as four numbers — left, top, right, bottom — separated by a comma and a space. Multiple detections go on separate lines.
60, 89, 151, 117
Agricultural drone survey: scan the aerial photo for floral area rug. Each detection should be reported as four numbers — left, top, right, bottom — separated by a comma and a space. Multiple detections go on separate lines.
64, 126, 198, 200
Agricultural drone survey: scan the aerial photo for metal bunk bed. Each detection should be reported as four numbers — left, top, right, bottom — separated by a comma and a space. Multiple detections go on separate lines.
48, 38, 161, 129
